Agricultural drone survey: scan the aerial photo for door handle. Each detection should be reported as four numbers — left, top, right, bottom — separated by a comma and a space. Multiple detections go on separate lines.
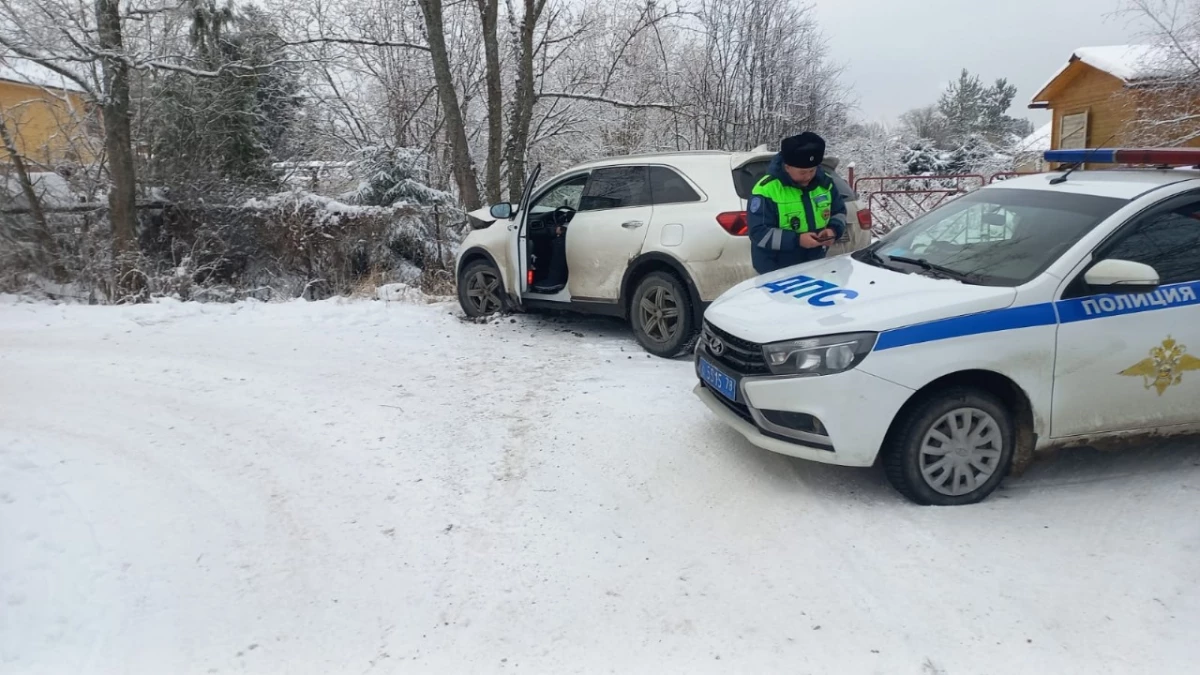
622, 220, 644, 229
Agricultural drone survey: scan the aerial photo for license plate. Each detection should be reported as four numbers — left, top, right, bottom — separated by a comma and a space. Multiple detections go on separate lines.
699, 357, 738, 402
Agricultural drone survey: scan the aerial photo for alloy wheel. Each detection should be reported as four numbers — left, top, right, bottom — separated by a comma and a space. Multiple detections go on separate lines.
465, 269, 503, 314
638, 285, 680, 343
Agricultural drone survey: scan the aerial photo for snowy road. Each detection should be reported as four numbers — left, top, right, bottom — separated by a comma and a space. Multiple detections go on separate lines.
2, 297, 1199, 674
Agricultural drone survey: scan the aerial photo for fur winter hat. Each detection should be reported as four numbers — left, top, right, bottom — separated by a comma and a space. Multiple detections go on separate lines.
781, 132, 825, 169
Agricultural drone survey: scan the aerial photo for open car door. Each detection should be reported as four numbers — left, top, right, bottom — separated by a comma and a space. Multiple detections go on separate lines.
507, 163, 541, 297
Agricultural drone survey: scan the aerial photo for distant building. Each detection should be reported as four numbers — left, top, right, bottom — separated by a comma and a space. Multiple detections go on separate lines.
1029, 45, 1200, 158
0, 57, 98, 168
1013, 121, 1052, 173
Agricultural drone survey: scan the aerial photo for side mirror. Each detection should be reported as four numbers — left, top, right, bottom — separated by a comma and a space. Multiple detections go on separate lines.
1084, 258, 1160, 293
489, 202, 514, 220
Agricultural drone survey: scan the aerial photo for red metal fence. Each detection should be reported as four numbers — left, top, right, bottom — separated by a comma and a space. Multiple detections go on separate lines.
854, 174, 985, 236
853, 171, 1045, 236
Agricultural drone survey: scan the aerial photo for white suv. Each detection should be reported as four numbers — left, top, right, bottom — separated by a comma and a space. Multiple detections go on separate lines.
455, 150, 777, 357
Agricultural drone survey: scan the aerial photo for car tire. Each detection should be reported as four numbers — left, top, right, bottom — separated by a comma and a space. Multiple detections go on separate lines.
457, 259, 508, 318
630, 271, 697, 358
883, 386, 1015, 506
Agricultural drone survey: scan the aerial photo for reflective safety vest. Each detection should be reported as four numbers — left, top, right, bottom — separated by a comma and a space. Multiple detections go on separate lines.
751, 175, 832, 233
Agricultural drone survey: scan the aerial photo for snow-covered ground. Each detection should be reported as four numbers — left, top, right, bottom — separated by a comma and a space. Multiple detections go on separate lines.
2, 297, 1199, 674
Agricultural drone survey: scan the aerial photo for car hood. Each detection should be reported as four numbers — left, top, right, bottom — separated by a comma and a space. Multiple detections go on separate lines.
704, 256, 1018, 344
467, 206, 495, 228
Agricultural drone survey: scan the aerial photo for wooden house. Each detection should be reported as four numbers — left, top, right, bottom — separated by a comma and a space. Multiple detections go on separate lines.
1029, 45, 1200, 154
0, 57, 98, 168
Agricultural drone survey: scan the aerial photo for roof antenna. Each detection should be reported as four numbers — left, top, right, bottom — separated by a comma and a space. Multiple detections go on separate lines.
1049, 133, 1121, 185
1048, 163, 1077, 185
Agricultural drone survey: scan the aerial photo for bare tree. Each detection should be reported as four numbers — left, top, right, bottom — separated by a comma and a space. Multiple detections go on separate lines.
94, 0, 140, 298
414, 0, 482, 210
899, 105, 947, 145
475, 0, 504, 203
0, 0, 141, 295
500, 0, 544, 201
506, 0, 684, 197
0, 107, 55, 270
670, 0, 849, 151
1118, 0, 1200, 146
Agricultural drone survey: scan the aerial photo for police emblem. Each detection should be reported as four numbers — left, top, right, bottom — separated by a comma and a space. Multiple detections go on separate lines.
1120, 336, 1200, 395
749, 196, 763, 213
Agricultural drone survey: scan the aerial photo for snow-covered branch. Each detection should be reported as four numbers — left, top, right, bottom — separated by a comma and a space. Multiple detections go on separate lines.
1116, 0, 1200, 146
0, 42, 96, 93
538, 91, 682, 112
280, 36, 429, 51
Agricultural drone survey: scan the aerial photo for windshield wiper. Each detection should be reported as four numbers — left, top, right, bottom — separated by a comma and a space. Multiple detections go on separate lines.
886, 255, 979, 284
859, 247, 888, 268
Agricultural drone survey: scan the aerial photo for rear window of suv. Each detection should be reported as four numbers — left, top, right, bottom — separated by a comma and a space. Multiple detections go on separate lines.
733, 160, 770, 199
827, 171, 858, 202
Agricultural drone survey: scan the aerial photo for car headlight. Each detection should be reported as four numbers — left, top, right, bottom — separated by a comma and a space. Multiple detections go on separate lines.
761, 332, 877, 376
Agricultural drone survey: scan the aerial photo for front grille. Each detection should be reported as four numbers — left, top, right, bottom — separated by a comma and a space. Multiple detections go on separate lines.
700, 321, 769, 375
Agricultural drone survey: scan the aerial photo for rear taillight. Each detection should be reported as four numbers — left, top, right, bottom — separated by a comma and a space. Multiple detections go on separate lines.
716, 211, 748, 236
857, 209, 872, 229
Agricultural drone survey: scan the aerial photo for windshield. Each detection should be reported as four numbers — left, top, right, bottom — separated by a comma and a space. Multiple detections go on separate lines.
859, 187, 1127, 286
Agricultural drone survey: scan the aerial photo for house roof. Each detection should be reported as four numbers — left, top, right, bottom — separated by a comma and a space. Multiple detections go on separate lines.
0, 56, 86, 93
1014, 121, 1052, 154
1071, 45, 1164, 81
1029, 44, 1182, 108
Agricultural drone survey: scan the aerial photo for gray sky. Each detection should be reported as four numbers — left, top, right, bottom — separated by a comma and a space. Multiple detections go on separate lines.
813, 0, 1146, 128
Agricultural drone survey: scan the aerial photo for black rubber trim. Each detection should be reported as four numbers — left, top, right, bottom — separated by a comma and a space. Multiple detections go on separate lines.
523, 298, 625, 318
1127, 178, 1194, 202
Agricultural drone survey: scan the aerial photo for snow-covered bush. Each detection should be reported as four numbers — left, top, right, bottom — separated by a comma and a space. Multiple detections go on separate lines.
241, 190, 461, 297
1, 190, 464, 303
347, 146, 454, 208
901, 139, 949, 175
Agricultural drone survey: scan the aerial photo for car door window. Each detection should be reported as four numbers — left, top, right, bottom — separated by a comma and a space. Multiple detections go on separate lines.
648, 166, 701, 205
1100, 199, 1200, 285
578, 166, 650, 212
530, 173, 588, 215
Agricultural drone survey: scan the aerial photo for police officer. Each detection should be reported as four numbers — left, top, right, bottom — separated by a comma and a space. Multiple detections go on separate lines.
747, 132, 848, 275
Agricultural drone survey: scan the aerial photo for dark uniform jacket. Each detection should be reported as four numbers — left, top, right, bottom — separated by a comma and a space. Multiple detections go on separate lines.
747, 154, 847, 274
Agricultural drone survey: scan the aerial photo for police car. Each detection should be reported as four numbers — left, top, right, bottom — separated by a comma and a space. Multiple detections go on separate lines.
694, 148, 1200, 505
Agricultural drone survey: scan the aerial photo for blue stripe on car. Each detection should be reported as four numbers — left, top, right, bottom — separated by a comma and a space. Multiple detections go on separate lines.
874, 303, 1057, 351
873, 280, 1200, 351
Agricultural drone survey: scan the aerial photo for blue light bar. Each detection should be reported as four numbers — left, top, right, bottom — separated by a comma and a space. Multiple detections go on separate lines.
1043, 149, 1117, 163
1043, 148, 1200, 165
